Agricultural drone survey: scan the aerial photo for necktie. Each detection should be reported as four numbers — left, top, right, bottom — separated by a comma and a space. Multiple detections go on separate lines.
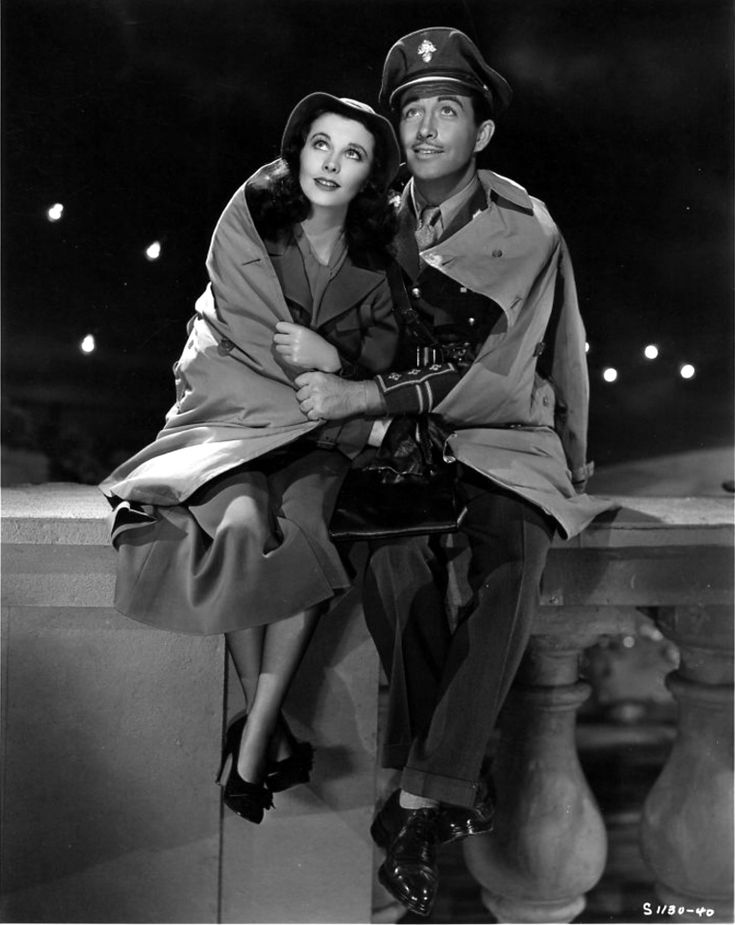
415, 206, 442, 250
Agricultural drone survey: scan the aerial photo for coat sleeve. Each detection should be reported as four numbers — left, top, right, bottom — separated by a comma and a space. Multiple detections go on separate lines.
550, 237, 595, 487
375, 363, 461, 414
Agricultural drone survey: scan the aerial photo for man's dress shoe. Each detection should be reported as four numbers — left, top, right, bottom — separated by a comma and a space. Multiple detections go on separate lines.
373, 789, 495, 848
371, 791, 439, 917
435, 797, 495, 844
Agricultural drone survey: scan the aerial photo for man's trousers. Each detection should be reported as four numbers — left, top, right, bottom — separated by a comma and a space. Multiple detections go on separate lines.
362, 467, 555, 808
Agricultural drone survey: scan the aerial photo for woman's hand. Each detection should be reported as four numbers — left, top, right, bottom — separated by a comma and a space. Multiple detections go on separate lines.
273, 322, 341, 372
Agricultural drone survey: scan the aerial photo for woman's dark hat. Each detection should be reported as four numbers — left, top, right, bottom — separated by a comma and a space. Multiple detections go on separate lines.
281, 92, 401, 190
379, 27, 512, 116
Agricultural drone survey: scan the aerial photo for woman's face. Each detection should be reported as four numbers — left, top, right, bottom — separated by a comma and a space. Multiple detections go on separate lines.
299, 112, 375, 212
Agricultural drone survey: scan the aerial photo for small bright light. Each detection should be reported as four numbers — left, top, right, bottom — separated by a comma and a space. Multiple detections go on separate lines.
80, 334, 96, 354
584, 342, 590, 353
622, 635, 636, 649
47, 203, 64, 222
679, 363, 696, 380
603, 367, 618, 383
145, 240, 162, 260
644, 344, 659, 360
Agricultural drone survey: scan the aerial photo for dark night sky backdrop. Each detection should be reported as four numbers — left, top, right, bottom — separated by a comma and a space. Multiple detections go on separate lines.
2, 0, 733, 478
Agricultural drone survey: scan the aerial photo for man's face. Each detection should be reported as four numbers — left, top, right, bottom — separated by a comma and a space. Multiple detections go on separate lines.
398, 93, 493, 191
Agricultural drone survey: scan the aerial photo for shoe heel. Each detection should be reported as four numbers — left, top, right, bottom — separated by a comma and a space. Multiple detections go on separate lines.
370, 813, 391, 851
265, 740, 314, 793
215, 715, 247, 785
216, 751, 233, 787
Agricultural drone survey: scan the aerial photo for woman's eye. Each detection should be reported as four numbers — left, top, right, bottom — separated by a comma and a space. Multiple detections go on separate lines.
312, 138, 329, 150
345, 148, 363, 161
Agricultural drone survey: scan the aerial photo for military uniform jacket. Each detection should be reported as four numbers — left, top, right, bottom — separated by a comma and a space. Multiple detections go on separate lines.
100, 162, 398, 506
381, 170, 613, 538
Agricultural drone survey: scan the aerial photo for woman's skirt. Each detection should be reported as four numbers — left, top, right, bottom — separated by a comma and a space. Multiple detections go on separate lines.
111, 442, 351, 635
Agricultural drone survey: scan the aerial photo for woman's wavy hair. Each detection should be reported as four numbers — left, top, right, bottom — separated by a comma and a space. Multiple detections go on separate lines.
249, 106, 398, 258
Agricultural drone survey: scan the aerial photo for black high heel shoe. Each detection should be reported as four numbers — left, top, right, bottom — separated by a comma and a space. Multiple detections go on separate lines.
216, 716, 273, 824
265, 739, 314, 793
218, 715, 314, 801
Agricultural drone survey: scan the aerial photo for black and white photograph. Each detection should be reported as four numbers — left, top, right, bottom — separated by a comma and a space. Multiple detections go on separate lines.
2, 1, 733, 923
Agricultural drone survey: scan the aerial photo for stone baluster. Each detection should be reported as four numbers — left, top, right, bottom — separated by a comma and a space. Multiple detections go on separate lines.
640, 605, 734, 923
464, 631, 607, 924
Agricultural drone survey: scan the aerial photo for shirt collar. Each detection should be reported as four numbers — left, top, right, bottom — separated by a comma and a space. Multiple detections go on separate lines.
409, 174, 482, 231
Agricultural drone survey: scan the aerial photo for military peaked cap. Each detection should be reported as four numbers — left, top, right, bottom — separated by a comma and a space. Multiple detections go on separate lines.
379, 27, 512, 117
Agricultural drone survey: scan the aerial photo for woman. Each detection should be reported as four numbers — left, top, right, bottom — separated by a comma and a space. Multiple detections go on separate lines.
100, 93, 401, 824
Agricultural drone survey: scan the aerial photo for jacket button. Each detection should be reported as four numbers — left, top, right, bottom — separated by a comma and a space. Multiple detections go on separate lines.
411, 286, 421, 299
492, 248, 503, 257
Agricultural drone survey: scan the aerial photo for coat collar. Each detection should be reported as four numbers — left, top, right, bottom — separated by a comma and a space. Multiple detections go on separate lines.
478, 169, 534, 213
399, 169, 533, 222
394, 169, 535, 281
393, 168, 552, 327
267, 235, 387, 329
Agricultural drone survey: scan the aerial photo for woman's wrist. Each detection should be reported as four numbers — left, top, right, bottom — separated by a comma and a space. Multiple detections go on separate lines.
323, 345, 341, 373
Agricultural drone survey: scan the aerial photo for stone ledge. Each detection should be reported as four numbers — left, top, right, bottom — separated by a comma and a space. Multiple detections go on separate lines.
3, 482, 734, 548
1, 482, 383, 924
2, 483, 111, 545
3, 484, 733, 614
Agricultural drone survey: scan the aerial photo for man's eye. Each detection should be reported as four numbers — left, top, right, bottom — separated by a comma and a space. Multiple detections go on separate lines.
440, 106, 458, 117
402, 108, 421, 120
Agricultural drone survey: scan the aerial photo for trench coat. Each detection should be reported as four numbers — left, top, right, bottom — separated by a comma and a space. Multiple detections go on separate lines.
393, 170, 614, 538
99, 163, 400, 633
100, 162, 398, 506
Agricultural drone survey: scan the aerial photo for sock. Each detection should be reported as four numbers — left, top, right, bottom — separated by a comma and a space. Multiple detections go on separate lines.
399, 789, 439, 810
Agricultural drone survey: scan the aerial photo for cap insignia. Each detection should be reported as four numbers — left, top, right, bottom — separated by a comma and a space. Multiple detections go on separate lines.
417, 39, 437, 63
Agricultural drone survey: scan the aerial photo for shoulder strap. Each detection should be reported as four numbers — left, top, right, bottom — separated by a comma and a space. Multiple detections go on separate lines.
386, 261, 439, 347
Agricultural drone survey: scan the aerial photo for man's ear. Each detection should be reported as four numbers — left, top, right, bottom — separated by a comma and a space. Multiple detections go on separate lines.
474, 120, 495, 154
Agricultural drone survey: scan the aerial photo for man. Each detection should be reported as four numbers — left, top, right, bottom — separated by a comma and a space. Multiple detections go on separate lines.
295, 27, 612, 916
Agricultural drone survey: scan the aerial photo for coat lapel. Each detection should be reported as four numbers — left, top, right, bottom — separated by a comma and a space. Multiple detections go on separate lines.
267, 239, 312, 317
312, 259, 386, 329
394, 206, 421, 281
438, 186, 488, 242
268, 236, 387, 330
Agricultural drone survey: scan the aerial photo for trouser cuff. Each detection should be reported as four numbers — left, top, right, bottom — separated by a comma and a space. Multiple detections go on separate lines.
400, 766, 481, 808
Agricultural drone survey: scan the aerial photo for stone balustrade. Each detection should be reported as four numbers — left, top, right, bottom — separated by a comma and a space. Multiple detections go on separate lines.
462, 497, 734, 924
1, 484, 733, 923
